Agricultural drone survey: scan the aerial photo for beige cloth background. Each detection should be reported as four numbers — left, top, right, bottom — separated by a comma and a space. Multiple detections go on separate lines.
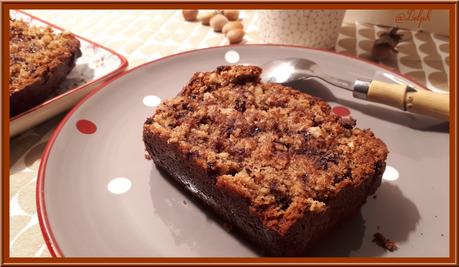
9, 10, 450, 257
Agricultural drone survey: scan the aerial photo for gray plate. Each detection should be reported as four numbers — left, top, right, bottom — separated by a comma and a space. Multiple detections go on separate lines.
37, 45, 449, 257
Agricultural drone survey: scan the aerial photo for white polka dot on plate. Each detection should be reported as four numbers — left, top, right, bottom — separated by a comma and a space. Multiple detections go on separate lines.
382, 165, 399, 181
225, 50, 240, 64
143, 95, 161, 107
107, 177, 132, 194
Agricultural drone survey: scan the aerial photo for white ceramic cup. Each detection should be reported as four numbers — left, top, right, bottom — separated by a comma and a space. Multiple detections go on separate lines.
256, 10, 346, 49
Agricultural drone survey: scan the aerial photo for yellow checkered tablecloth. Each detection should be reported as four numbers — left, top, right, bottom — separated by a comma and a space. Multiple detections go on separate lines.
10, 10, 449, 257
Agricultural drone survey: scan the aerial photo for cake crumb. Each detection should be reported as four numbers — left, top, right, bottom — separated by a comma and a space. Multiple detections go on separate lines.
183, 200, 187, 205
372, 195, 377, 199
223, 222, 233, 233
373, 232, 398, 252
441, 233, 444, 237
144, 153, 152, 160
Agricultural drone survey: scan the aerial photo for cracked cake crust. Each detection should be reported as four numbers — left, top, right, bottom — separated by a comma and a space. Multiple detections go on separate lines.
143, 65, 388, 256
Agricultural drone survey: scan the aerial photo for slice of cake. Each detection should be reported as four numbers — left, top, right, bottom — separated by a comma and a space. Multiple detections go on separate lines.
9, 19, 81, 117
143, 65, 388, 256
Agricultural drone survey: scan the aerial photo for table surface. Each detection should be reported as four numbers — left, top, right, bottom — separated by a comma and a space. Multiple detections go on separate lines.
9, 9, 450, 257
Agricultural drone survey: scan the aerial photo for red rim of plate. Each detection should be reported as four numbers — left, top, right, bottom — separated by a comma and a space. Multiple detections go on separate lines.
10, 10, 129, 121
36, 43, 432, 257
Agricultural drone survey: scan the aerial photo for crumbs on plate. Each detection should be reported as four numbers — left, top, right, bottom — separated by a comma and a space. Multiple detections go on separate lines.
373, 232, 398, 252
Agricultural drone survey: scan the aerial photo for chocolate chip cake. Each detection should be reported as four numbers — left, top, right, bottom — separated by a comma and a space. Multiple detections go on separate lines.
143, 65, 388, 256
9, 19, 81, 117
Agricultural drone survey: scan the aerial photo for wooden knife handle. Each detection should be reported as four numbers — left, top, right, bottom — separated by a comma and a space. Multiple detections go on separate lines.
366, 80, 450, 121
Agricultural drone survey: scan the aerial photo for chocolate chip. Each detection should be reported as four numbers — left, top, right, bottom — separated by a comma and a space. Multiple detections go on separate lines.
248, 125, 261, 136
316, 157, 329, 170
316, 193, 329, 203
334, 167, 353, 183
216, 65, 230, 73
311, 118, 319, 127
168, 122, 178, 128
273, 140, 290, 151
144, 117, 153, 125
255, 204, 270, 213
174, 110, 189, 120
227, 167, 240, 176
296, 148, 307, 154
333, 173, 344, 183
274, 192, 291, 210
324, 153, 339, 164
299, 173, 309, 183
269, 185, 292, 211
214, 141, 224, 153
224, 125, 234, 137
207, 162, 218, 175
344, 167, 353, 180
272, 122, 281, 133
231, 148, 247, 161
198, 116, 212, 125
182, 102, 194, 111
232, 73, 260, 85
339, 117, 356, 129
271, 97, 288, 108
234, 99, 246, 112
374, 161, 385, 174
203, 84, 218, 93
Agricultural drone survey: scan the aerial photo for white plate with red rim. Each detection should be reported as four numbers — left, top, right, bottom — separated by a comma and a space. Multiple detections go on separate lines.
10, 10, 128, 137
37, 45, 449, 258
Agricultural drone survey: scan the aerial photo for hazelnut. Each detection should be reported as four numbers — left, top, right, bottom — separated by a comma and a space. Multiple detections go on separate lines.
223, 10, 240, 21
182, 10, 199, 21
198, 11, 217, 25
227, 28, 245, 44
210, 14, 228, 32
222, 21, 243, 35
